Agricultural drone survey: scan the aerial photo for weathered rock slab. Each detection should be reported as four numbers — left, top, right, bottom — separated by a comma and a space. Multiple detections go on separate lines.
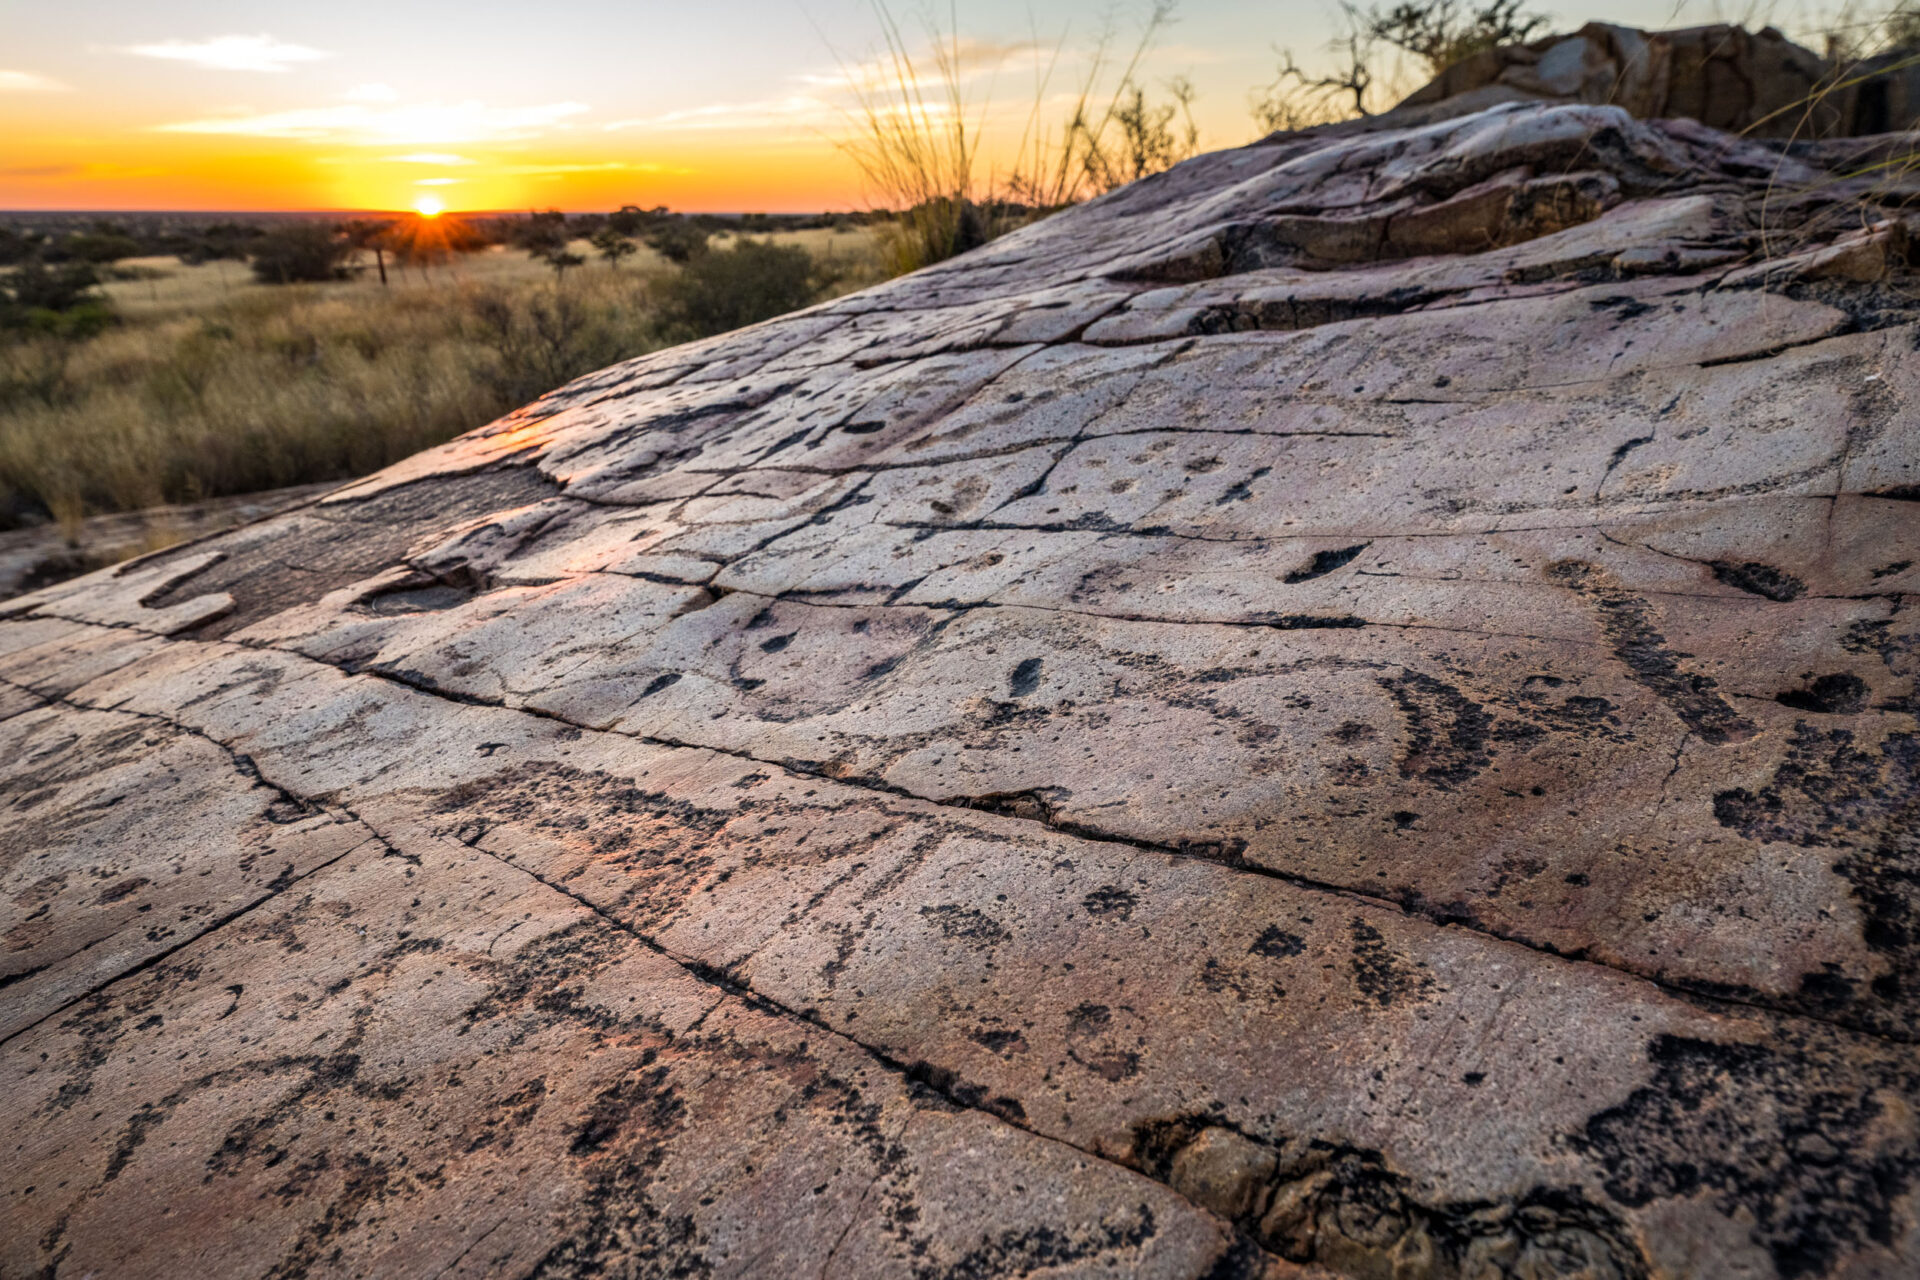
4, 102, 1920, 1278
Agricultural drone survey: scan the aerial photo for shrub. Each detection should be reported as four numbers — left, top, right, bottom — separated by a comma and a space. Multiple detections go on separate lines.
3, 260, 101, 317
655, 239, 817, 339
645, 221, 711, 263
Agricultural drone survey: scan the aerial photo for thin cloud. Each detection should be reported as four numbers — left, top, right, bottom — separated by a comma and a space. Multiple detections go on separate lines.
125, 35, 331, 73
386, 152, 475, 165
501, 161, 688, 175
603, 95, 834, 132
344, 83, 400, 103
0, 70, 71, 92
154, 100, 589, 144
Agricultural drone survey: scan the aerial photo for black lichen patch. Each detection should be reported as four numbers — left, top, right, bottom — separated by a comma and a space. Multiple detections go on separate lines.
1550, 561, 1756, 744
1574, 1031, 1920, 1280
1132, 1117, 1649, 1279
1711, 724, 1919, 1034
919, 904, 1011, 947
1776, 674, 1869, 715
1347, 918, 1436, 1009
911, 1205, 1160, 1280
435, 763, 742, 931
1711, 560, 1807, 602
1082, 886, 1138, 919
571, 1059, 681, 1156
1284, 543, 1369, 584
1064, 1003, 1144, 1082
1249, 926, 1305, 959
1378, 669, 1493, 789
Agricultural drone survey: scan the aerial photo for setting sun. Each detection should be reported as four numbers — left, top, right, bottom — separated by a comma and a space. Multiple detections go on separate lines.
414, 195, 444, 217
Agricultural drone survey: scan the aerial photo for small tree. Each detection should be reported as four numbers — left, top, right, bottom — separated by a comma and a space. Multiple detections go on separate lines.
591, 225, 638, 269
511, 210, 586, 281
345, 218, 396, 286
607, 204, 669, 237
1078, 77, 1200, 194
1361, 0, 1548, 75
248, 222, 348, 285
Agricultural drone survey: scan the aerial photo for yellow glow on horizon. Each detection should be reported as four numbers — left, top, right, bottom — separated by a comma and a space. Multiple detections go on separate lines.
413, 194, 444, 216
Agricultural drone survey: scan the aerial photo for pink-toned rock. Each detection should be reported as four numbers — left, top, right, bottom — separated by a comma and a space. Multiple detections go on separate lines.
3, 101, 1919, 1278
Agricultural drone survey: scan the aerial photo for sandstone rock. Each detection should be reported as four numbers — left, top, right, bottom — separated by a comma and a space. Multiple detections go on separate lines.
1398, 22, 1917, 139
3, 103, 1919, 1278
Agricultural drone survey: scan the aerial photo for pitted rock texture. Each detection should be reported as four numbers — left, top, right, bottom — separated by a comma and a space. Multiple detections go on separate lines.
4, 103, 1920, 1279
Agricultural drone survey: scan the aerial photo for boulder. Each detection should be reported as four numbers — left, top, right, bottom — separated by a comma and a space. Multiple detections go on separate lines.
3, 103, 1919, 1278
1399, 21, 1916, 138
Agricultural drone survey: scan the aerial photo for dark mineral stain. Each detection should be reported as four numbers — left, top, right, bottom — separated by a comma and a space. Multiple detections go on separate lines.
1216, 467, 1271, 505
1009, 657, 1044, 698
638, 672, 682, 698
1283, 543, 1370, 584
969, 1027, 1027, 1056
1268, 614, 1367, 630
1776, 673, 1869, 714
1711, 560, 1807, 602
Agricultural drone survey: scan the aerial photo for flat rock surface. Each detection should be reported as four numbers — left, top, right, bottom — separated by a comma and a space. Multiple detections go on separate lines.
4, 104, 1920, 1279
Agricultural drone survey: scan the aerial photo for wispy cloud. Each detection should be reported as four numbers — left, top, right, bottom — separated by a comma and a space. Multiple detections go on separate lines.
125, 34, 331, 73
603, 95, 834, 133
386, 152, 475, 165
415, 177, 461, 186
154, 100, 589, 144
0, 70, 71, 92
501, 161, 687, 175
344, 82, 399, 103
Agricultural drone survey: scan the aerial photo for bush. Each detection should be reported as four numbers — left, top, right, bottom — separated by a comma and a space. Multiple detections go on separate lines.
3, 260, 101, 317
645, 221, 711, 263
249, 223, 349, 285
655, 239, 817, 339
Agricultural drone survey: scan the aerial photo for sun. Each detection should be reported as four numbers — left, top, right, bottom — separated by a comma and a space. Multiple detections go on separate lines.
414, 195, 444, 217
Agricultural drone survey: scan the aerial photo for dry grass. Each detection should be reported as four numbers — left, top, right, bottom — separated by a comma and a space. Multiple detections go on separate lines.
1, 229, 884, 529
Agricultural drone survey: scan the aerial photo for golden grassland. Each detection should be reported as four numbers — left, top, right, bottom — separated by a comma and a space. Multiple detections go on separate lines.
0, 228, 882, 531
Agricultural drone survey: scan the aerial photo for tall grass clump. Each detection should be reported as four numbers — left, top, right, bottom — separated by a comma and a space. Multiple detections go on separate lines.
833, 0, 1198, 275
1747, 2, 1920, 258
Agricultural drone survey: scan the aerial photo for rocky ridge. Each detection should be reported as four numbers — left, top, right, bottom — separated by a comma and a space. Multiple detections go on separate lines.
3, 102, 1919, 1278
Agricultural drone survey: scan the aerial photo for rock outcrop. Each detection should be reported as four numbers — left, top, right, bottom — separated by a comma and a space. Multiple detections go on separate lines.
4, 102, 1919, 1278
1401, 22, 1919, 138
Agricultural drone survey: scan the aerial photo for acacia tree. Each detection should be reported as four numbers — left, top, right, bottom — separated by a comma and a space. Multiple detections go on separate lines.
1362, 0, 1548, 74
345, 218, 395, 286
1251, 0, 1546, 131
591, 225, 637, 269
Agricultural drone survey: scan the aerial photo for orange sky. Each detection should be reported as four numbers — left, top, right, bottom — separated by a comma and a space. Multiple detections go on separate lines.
0, 1, 1727, 212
